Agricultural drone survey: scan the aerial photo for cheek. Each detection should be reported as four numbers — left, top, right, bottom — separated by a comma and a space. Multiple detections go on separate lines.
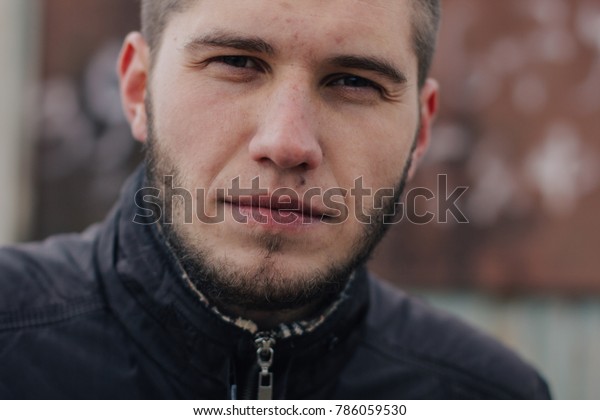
152, 79, 256, 181
326, 109, 418, 190
155, 78, 239, 139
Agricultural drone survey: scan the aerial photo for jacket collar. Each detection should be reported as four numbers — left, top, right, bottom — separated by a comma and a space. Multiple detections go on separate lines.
97, 165, 370, 398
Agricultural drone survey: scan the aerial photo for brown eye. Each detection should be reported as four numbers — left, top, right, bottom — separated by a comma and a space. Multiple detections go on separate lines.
218, 56, 258, 69
330, 75, 379, 90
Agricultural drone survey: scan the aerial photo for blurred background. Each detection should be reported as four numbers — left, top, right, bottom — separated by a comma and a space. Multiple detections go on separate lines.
0, 0, 598, 398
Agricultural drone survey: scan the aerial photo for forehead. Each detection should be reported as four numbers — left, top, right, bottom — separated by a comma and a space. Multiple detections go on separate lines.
163, 0, 416, 75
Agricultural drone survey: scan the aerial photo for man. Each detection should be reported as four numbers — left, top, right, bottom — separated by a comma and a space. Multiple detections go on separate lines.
0, 0, 550, 399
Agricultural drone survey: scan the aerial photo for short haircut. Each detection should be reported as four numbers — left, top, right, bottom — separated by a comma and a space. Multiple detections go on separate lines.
412, 0, 441, 87
140, 0, 440, 87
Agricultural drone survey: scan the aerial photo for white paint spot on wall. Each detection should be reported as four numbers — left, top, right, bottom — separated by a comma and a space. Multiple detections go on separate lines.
571, 57, 600, 115
525, 123, 600, 216
522, 0, 569, 26
487, 38, 527, 75
467, 147, 518, 226
576, 1, 600, 51
427, 123, 471, 164
528, 28, 577, 63
512, 74, 548, 114
466, 67, 502, 110
40, 78, 95, 180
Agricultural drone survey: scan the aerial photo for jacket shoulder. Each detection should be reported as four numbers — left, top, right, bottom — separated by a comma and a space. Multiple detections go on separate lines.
0, 226, 105, 325
356, 275, 550, 399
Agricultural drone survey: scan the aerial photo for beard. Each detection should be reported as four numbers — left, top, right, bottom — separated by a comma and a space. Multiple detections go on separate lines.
144, 101, 416, 314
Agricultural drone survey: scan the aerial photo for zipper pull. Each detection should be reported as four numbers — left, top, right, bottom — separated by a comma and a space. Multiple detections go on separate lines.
255, 336, 276, 400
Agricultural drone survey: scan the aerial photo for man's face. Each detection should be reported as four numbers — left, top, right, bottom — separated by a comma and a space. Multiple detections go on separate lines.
122, 0, 437, 312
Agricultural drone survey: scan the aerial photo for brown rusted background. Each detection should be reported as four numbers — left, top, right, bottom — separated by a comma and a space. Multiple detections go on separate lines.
372, 0, 600, 294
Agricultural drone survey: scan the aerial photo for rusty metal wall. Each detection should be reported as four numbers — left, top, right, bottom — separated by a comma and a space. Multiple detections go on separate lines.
424, 291, 600, 399
371, 0, 600, 295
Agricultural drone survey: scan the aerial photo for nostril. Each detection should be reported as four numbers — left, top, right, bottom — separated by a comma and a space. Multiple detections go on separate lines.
250, 136, 322, 170
248, 101, 323, 170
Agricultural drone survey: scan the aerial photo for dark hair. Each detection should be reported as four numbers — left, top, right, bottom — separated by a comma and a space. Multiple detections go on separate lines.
412, 0, 441, 87
141, 0, 440, 87
140, 0, 194, 57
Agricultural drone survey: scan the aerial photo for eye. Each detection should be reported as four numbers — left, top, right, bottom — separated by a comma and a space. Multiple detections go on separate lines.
215, 56, 260, 69
329, 75, 380, 91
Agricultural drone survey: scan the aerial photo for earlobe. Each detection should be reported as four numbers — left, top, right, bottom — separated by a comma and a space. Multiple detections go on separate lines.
118, 32, 150, 143
407, 78, 439, 179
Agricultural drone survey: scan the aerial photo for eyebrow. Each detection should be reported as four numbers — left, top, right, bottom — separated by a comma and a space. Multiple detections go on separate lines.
183, 32, 407, 85
328, 55, 408, 85
184, 32, 276, 55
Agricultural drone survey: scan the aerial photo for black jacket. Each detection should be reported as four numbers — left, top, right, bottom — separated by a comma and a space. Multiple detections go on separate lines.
0, 167, 550, 399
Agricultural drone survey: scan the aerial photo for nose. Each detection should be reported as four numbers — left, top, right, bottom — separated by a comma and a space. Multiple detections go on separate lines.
249, 81, 323, 171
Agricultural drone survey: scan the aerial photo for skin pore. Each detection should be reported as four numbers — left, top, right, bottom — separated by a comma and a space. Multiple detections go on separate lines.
119, 0, 438, 329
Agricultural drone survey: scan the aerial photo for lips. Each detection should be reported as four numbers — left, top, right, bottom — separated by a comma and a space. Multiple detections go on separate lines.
223, 194, 333, 225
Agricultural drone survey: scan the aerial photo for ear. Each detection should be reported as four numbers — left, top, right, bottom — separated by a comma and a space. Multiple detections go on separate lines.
118, 32, 151, 143
407, 78, 439, 179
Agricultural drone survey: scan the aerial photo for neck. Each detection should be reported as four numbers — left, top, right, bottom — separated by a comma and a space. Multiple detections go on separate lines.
218, 300, 327, 331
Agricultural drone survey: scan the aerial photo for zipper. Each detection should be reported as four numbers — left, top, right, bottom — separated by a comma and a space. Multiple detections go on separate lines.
255, 334, 276, 400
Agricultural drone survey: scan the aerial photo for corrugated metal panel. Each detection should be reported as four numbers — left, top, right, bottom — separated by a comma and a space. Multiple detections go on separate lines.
0, 0, 40, 244
422, 292, 600, 399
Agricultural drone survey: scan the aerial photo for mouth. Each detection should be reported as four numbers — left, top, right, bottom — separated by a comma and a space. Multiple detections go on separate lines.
223, 195, 334, 226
